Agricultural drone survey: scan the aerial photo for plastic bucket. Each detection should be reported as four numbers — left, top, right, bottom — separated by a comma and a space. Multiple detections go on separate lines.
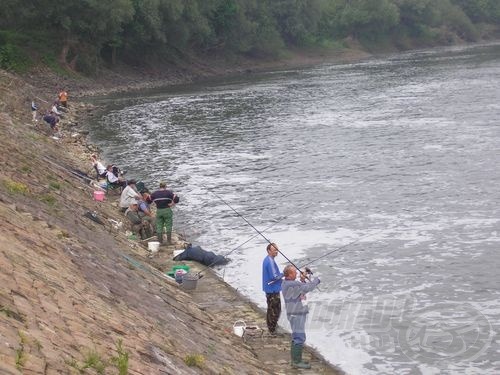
181, 273, 199, 290
93, 190, 105, 201
148, 241, 160, 253
233, 320, 246, 337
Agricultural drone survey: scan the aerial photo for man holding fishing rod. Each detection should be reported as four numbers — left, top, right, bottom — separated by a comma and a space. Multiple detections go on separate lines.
282, 265, 320, 369
262, 242, 283, 337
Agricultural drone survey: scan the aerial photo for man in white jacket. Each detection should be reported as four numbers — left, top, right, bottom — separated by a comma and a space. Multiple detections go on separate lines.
119, 179, 141, 212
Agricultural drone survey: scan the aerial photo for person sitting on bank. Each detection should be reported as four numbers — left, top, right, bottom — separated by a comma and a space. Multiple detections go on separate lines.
138, 189, 155, 238
42, 112, 60, 133
120, 179, 141, 211
150, 181, 179, 245
281, 265, 320, 369
125, 203, 153, 240
91, 154, 107, 179
105, 164, 126, 189
51, 101, 64, 118
138, 189, 154, 217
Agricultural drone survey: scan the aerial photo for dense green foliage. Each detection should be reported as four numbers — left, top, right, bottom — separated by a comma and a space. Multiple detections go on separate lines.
0, 0, 498, 72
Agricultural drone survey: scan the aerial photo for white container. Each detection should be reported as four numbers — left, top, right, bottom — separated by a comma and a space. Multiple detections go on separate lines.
148, 241, 160, 253
233, 320, 246, 337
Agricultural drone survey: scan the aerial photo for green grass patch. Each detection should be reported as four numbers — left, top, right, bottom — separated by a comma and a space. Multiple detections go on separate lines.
41, 53, 74, 77
184, 353, 205, 368
111, 339, 129, 375
0, 43, 32, 72
15, 331, 27, 370
3, 179, 29, 195
82, 350, 106, 374
0, 305, 26, 323
39, 194, 56, 206
15, 347, 26, 369
56, 230, 70, 239
49, 181, 61, 190
21, 166, 32, 174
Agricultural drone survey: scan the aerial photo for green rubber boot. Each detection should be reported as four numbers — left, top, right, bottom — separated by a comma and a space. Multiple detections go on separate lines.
291, 343, 311, 369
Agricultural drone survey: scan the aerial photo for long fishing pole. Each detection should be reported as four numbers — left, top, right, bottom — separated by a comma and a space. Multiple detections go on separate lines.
298, 212, 434, 269
203, 186, 309, 280
297, 227, 389, 270
196, 215, 287, 276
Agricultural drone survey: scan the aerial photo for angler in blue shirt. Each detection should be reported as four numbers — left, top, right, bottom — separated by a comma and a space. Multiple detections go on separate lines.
262, 242, 283, 336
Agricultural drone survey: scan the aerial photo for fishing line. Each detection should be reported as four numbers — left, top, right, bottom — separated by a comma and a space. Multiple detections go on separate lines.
202, 184, 310, 281
298, 212, 434, 269
196, 215, 288, 277
298, 227, 390, 269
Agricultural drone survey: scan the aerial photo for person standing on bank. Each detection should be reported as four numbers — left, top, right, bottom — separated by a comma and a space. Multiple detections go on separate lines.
150, 181, 179, 245
282, 264, 320, 369
262, 242, 283, 336
58, 88, 68, 108
31, 100, 38, 122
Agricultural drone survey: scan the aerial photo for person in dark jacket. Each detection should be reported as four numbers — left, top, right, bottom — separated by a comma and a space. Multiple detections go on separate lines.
43, 112, 59, 132
281, 264, 320, 369
150, 181, 179, 245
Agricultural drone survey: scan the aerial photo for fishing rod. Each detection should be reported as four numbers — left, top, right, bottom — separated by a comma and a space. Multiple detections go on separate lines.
203, 185, 310, 281
196, 215, 288, 277
41, 156, 96, 188
297, 212, 434, 269
297, 227, 389, 270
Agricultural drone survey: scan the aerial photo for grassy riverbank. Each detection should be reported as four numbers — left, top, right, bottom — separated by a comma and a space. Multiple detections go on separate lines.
0, 47, 354, 373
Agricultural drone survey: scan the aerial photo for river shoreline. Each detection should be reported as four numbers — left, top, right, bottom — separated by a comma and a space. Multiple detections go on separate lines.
68, 47, 351, 374
4, 40, 497, 373
0, 47, 354, 373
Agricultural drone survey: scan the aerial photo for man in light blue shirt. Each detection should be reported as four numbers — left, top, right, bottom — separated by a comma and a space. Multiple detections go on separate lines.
262, 242, 282, 336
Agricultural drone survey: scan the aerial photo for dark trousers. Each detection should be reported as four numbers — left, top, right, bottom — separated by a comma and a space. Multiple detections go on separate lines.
266, 292, 281, 333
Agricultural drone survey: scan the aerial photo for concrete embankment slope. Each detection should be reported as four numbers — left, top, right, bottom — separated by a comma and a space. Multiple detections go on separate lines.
0, 69, 343, 374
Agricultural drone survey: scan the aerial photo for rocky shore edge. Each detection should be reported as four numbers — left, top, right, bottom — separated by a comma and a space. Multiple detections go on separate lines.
0, 52, 348, 374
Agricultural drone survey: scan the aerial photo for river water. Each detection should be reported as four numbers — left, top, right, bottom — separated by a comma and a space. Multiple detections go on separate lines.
86, 43, 500, 374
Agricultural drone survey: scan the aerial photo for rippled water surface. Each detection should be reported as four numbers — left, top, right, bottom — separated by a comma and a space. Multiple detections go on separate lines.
86, 43, 500, 374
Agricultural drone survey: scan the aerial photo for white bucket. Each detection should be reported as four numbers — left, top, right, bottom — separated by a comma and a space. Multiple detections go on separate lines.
148, 241, 160, 253
233, 320, 246, 337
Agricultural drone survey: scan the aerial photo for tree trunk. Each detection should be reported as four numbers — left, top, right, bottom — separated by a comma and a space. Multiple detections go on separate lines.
68, 54, 79, 71
59, 43, 70, 66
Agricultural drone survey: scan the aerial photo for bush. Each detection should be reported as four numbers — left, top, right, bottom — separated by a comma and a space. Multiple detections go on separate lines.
3, 179, 29, 195
184, 353, 205, 368
0, 43, 31, 72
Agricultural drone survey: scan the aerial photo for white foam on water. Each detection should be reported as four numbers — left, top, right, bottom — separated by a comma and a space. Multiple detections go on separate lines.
311, 329, 373, 375
417, 363, 442, 375
90, 43, 500, 375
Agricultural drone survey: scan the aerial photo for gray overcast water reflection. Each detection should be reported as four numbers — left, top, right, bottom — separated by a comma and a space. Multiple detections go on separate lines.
87, 43, 500, 374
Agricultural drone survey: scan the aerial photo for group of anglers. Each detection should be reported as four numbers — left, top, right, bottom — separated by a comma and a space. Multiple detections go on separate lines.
91, 154, 179, 245
95, 158, 318, 369
31, 89, 69, 135
30, 87, 326, 369
262, 242, 321, 369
